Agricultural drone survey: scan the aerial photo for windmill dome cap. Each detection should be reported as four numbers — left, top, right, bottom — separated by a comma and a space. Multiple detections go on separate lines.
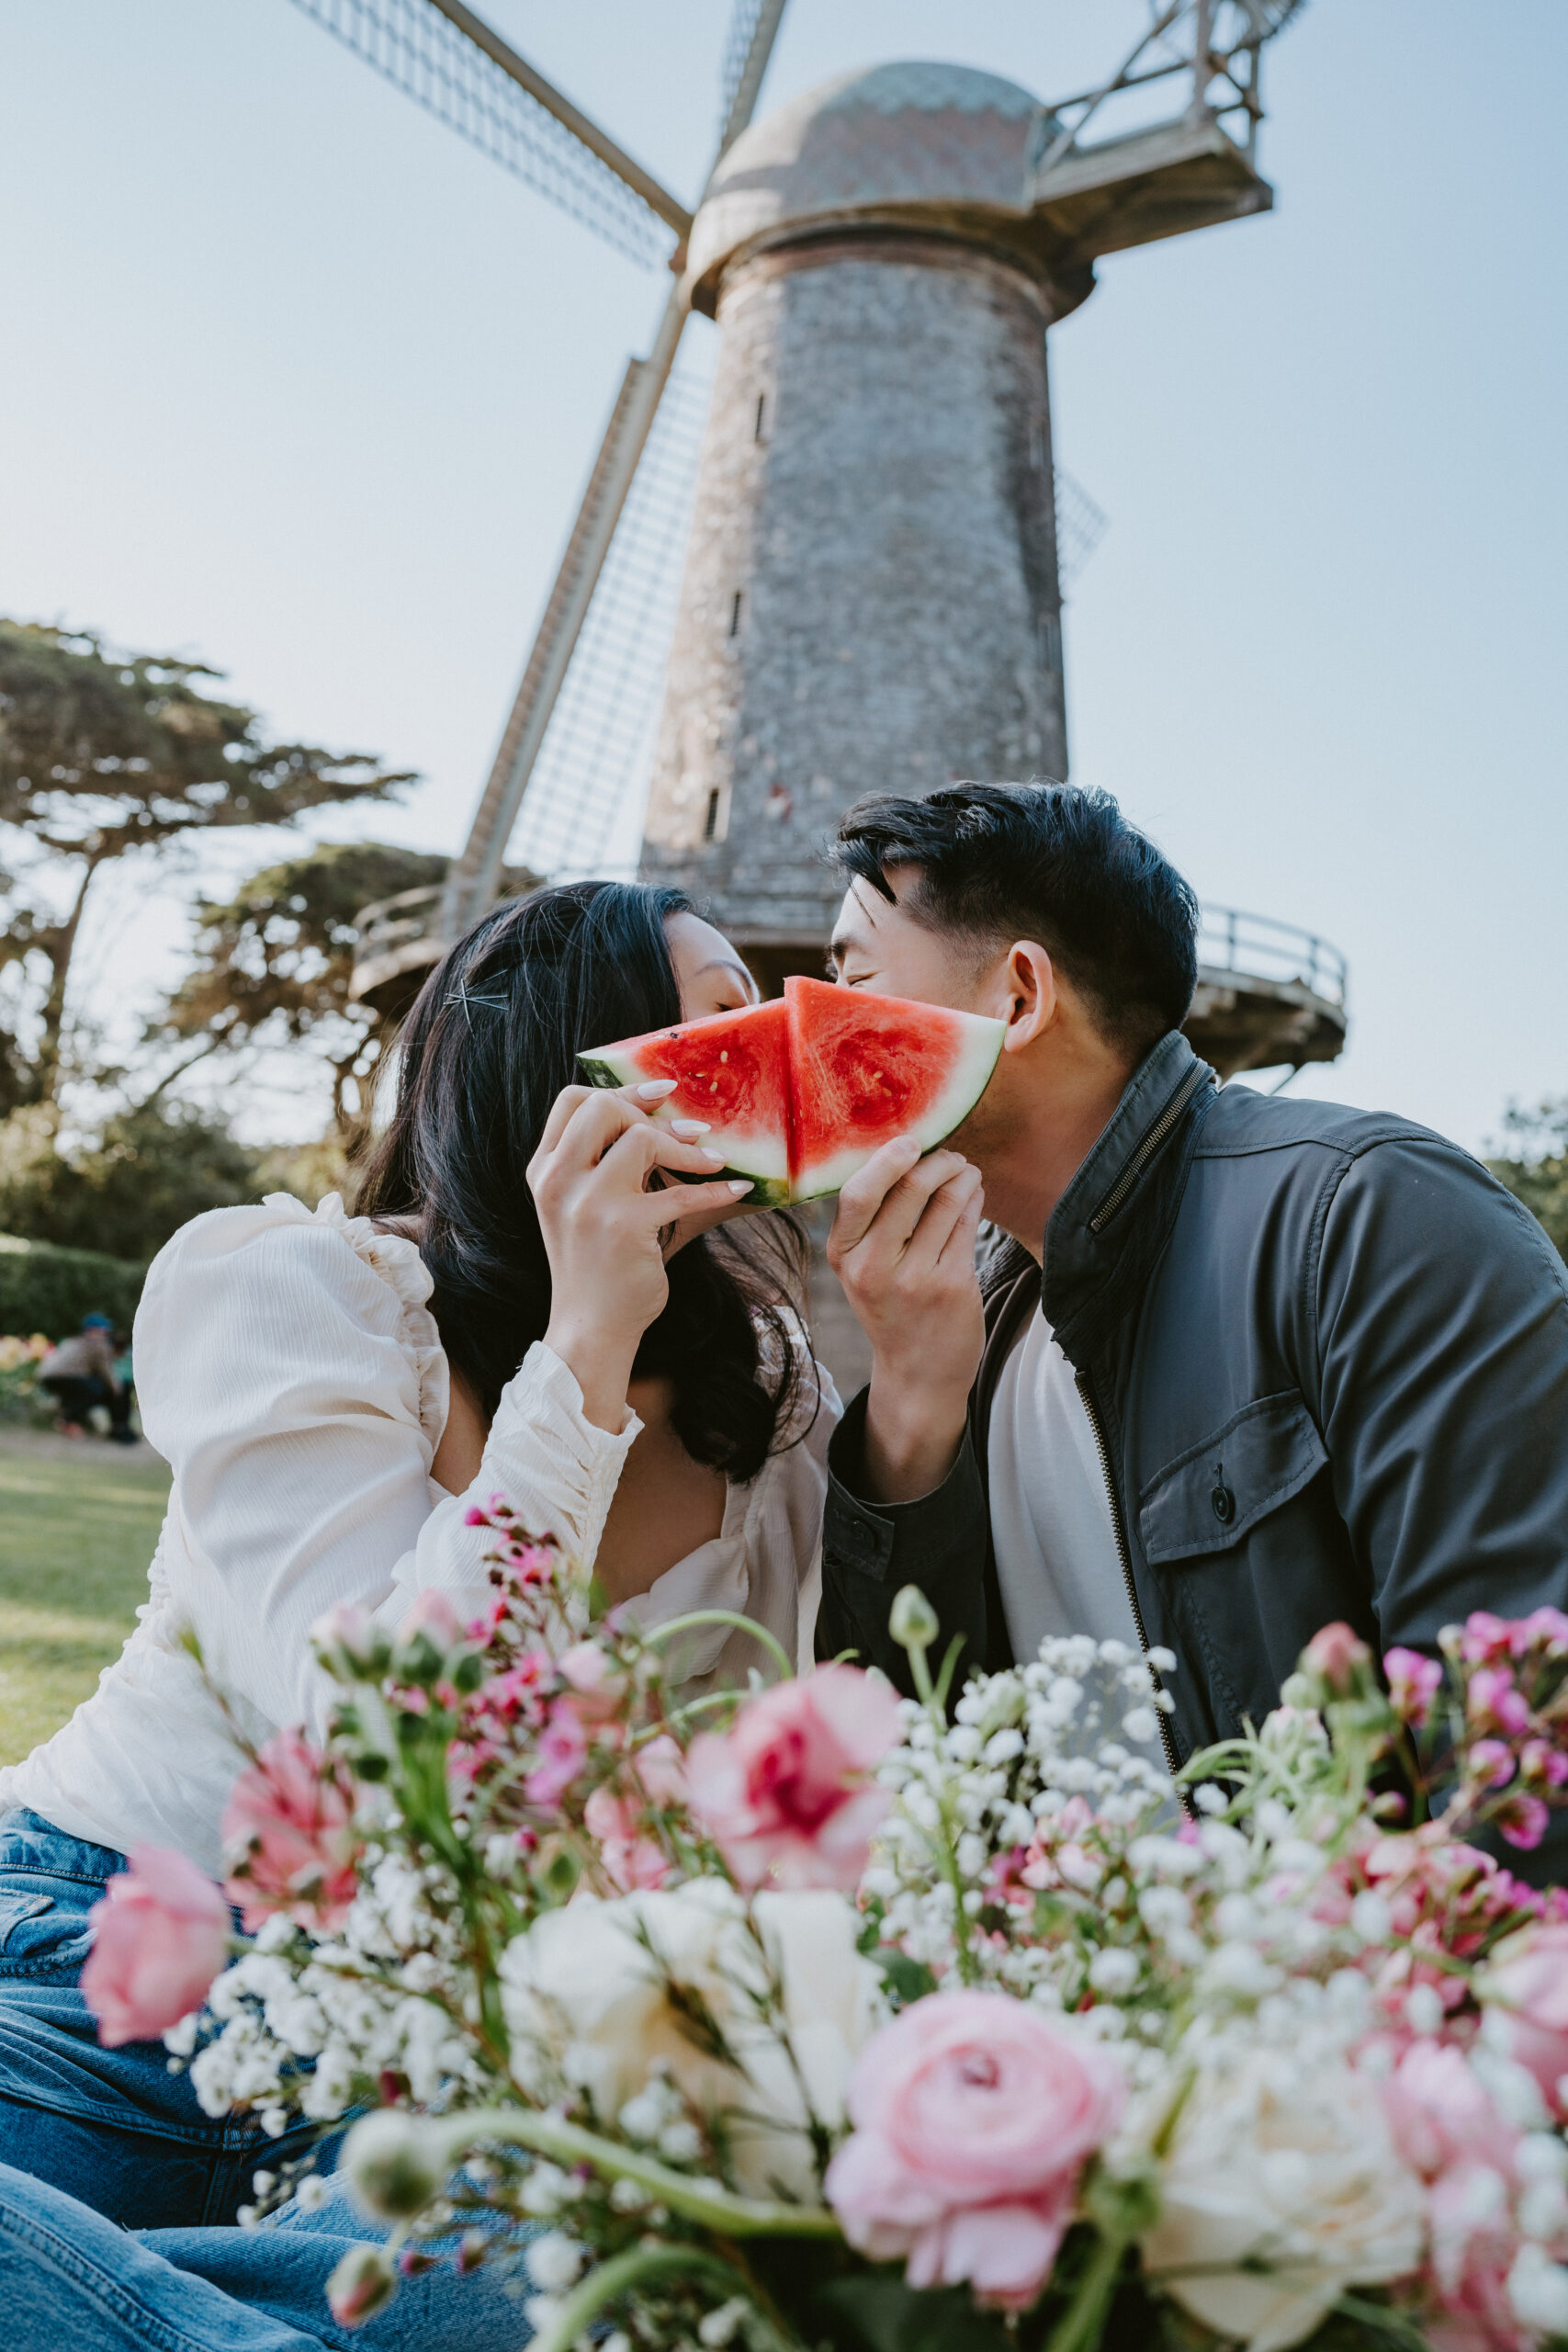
689, 61, 1058, 296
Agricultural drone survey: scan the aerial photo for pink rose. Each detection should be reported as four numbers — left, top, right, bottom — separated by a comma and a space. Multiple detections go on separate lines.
221, 1730, 362, 1933
1476, 1924, 1568, 2112
685, 1665, 901, 1893
825, 1991, 1125, 2311
81, 1844, 230, 2048
1303, 1621, 1372, 1695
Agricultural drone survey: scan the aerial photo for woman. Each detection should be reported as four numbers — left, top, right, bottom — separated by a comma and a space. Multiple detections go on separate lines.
0, 881, 839, 2230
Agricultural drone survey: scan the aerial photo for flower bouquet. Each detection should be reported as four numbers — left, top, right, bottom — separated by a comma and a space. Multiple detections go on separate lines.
85, 1510, 1568, 2352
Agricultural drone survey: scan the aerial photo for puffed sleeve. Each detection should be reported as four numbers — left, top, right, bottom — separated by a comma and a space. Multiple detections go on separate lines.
135, 1206, 639, 1735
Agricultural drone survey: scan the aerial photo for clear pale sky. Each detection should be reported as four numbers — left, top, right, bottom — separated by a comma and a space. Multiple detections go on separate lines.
3, 2, 1564, 1149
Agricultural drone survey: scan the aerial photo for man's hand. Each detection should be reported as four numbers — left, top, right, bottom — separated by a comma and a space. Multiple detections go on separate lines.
827, 1136, 985, 1503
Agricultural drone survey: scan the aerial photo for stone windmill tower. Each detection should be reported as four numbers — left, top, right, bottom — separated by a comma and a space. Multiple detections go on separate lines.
639, 40, 1283, 995
327, 0, 1345, 1088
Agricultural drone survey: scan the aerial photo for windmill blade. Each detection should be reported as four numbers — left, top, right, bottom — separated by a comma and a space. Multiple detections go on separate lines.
441, 0, 788, 937
285, 0, 690, 266
439, 285, 688, 939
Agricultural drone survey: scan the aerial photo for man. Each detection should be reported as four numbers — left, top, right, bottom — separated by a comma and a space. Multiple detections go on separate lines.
39, 1311, 135, 1443
816, 781, 1568, 1806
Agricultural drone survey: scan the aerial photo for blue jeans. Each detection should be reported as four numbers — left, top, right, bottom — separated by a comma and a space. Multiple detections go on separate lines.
0, 2163, 530, 2349
0, 1810, 323, 2228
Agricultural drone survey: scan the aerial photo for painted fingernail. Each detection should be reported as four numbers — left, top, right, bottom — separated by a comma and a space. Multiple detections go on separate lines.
728, 1179, 754, 1195
671, 1118, 711, 1137
700, 1148, 725, 1164
637, 1079, 678, 1099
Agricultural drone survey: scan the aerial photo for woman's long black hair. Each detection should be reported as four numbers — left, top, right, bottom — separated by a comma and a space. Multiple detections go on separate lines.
355, 880, 807, 1483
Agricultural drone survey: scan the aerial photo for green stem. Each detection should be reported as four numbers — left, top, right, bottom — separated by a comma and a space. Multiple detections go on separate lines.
1042, 2232, 1128, 2352
527, 2244, 754, 2352
907, 1636, 979, 1987
641, 1611, 794, 1684
364, 2106, 843, 2239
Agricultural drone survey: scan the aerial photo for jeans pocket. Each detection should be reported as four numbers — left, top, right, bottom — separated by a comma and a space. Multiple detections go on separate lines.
0, 1889, 95, 1977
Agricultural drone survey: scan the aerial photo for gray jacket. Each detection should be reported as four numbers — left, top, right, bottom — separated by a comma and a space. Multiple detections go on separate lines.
818, 1031, 1568, 1795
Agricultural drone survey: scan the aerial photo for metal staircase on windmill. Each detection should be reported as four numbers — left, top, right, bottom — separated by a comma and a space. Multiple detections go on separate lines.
296, 0, 1346, 1088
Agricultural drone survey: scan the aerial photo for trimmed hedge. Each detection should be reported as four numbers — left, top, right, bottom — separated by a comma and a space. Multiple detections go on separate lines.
0, 1234, 148, 1342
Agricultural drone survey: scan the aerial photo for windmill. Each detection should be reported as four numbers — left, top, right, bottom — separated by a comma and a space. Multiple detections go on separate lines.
312, 0, 1346, 1088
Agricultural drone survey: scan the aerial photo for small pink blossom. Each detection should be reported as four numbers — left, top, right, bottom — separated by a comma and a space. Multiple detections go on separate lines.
1495, 1792, 1550, 1851
1303, 1621, 1372, 1694
583, 1788, 671, 1890
82, 1845, 230, 2047
1384, 1646, 1443, 1729
1380, 2041, 1520, 2183
1519, 1739, 1568, 1790
1476, 1923, 1568, 2113
524, 1699, 591, 1808
685, 1665, 901, 1893
825, 1990, 1125, 2311
221, 1730, 362, 1932
396, 1589, 462, 1655
1467, 1668, 1531, 1737
1468, 1738, 1517, 1791
1459, 1611, 1515, 1666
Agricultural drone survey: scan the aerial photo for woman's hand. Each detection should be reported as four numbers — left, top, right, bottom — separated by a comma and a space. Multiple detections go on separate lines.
529, 1082, 752, 1431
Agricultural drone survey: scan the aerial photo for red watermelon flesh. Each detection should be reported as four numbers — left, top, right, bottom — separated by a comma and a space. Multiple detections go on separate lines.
579, 980, 1002, 1205
578, 998, 792, 1207
784, 976, 1004, 1201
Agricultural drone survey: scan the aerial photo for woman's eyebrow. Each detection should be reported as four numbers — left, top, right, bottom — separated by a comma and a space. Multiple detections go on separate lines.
698, 956, 758, 996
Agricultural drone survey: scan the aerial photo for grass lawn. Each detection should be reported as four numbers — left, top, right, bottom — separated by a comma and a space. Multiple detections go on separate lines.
0, 1434, 170, 1768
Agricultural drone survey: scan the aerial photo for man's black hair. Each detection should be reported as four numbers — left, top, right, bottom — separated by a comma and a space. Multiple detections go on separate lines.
831, 781, 1199, 1063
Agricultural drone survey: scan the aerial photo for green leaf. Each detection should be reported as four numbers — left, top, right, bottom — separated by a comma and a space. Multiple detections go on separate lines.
876, 1950, 938, 2007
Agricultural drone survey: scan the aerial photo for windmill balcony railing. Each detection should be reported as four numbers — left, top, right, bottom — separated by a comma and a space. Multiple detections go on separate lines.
1197, 906, 1347, 1010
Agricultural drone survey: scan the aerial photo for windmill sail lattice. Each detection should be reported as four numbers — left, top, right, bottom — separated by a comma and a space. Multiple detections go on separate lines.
507, 345, 716, 881
283, 0, 678, 266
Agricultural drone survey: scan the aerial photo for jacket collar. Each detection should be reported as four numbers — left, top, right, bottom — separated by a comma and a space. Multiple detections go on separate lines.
1026, 1030, 1215, 1364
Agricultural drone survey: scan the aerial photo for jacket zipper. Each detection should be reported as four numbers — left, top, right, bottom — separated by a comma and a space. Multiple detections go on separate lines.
1087, 1060, 1208, 1235
1075, 1367, 1184, 1786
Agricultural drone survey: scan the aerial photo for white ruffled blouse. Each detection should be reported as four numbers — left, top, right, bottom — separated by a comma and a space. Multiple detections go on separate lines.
0, 1194, 840, 1877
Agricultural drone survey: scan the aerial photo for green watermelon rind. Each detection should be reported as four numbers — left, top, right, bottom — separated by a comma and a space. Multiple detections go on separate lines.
788, 1010, 1005, 1203
577, 1050, 791, 1210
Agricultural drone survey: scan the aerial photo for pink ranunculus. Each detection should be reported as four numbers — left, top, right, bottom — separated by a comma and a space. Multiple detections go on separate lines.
1459, 1611, 1515, 1666
81, 1844, 230, 2048
1476, 1924, 1568, 2112
220, 1730, 362, 1933
1380, 2041, 1521, 2183
1303, 1621, 1372, 1695
684, 1664, 902, 1893
1384, 1646, 1444, 1729
825, 1990, 1125, 2311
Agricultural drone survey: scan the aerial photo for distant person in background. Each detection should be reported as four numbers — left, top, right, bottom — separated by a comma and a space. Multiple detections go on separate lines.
38, 1312, 136, 1444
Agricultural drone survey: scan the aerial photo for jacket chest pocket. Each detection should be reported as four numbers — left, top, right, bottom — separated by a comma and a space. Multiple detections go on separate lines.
1137, 1389, 1326, 1565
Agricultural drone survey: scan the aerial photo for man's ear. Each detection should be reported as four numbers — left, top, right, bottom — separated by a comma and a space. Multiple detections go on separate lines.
997, 941, 1056, 1053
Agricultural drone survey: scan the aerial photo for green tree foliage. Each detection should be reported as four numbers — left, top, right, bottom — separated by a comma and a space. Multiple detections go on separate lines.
151, 840, 449, 1150
1489, 1099, 1568, 1262
0, 620, 414, 1101
0, 1099, 264, 1266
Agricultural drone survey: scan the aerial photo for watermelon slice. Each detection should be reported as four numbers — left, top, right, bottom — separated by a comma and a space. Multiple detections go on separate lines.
578, 997, 793, 1208
784, 976, 1005, 1202
580, 979, 1002, 1205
